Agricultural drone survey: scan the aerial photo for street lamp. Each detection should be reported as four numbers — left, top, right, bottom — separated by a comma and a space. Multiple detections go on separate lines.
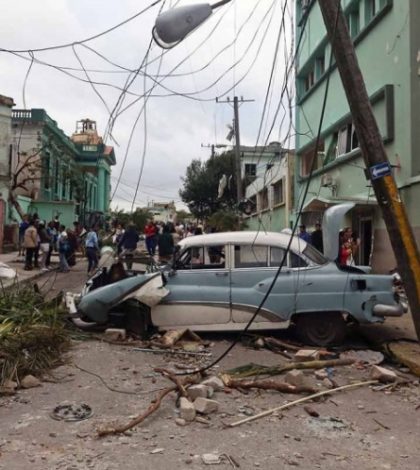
152, 0, 232, 49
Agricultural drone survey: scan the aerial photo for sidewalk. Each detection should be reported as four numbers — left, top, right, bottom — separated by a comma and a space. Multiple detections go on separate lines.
0, 251, 90, 298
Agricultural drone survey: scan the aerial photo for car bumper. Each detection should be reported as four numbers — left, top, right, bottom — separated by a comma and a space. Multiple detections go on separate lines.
372, 302, 408, 317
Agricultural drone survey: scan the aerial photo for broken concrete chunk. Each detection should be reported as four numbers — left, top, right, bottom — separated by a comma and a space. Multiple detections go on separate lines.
294, 349, 320, 361
175, 418, 186, 426
284, 370, 308, 388
20, 375, 41, 389
3, 379, 17, 390
194, 397, 219, 415
370, 365, 398, 383
202, 453, 221, 465
179, 397, 196, 422
314, 369, 329, 380
201, 376, 224, 391
104, 328, 126, 341
187, 384, 211, 400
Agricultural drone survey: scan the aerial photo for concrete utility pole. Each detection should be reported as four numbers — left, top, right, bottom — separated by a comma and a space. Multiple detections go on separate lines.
216, 96, 254, 204
317, 0, 420, 339
201, 143, 228, 159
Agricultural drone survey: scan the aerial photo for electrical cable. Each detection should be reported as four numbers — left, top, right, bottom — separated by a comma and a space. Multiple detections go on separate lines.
173, 2, 340, 377
0, 1, 163, 53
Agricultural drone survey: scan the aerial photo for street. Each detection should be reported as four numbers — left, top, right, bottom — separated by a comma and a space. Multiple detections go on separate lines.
0, 258, 419, 470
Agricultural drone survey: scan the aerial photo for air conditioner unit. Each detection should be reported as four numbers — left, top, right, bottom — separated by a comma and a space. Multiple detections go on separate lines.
320, 173, 336, 187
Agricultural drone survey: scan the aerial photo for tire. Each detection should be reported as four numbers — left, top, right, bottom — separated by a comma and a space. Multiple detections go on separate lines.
294, 312, 346, 346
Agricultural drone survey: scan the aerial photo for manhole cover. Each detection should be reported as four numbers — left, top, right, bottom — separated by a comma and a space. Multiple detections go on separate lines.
51, 403, 93, 421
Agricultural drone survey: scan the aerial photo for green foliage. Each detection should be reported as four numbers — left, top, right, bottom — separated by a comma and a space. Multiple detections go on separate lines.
0, 287, 71, 385
111, 207, 152, 232
208, 209, 246, 232
179, 151, 238, 220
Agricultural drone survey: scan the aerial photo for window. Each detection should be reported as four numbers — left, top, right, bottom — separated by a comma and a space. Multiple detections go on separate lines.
290, 253, 308, 268
304, 68, 315, 92
348, 9, 360, 37
258, 188, 269, 210
270, 247, 287, 267
244, 163, 256, 177
315, 55, 325, 79
235, 245, 268, 268
176, 246, 225, 269
272, 179, 284, 206
365, 0, 376, 23
337, 123, 359, 157
43, 153, 50, 190
300, 141, 324, 177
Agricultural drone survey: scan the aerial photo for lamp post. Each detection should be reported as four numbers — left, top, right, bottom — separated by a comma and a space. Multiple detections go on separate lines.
152, 0, 232, 49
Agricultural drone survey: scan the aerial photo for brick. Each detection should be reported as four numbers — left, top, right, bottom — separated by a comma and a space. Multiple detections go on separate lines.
370, 365, 398, 383
179, 397, 196, 422
104, 328, 126, 341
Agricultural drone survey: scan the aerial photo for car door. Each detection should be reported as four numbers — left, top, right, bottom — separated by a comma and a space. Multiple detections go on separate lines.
151, 244, 231, 327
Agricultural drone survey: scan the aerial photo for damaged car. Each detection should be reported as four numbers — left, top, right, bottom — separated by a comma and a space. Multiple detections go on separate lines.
66, 204, 407, 346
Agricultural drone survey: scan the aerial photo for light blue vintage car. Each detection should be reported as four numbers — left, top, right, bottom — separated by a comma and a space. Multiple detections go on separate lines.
70, 205, 407, 346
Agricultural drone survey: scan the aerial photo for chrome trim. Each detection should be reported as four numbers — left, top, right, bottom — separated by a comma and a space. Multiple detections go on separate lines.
372, 303, 405, 317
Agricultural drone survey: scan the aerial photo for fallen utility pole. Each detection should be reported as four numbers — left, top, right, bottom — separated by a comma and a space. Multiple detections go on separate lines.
317, 0, 420, 340
216, 96, 254, 204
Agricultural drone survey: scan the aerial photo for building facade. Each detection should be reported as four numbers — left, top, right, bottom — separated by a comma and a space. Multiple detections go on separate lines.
242, 142, 294, 232
10, 111, 115, 228
0, 95, 14, 251
295, 0, 420, 271
147, 201, 176, 224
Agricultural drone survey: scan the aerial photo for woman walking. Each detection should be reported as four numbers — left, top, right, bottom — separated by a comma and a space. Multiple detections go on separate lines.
85, 227, 99, 274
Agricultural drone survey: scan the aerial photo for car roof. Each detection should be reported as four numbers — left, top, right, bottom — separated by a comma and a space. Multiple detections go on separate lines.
178, 231, 307, 252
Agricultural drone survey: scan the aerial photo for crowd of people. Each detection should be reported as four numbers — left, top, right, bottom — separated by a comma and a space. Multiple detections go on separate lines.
19, 214, 97, 274
298, 222, 360, 265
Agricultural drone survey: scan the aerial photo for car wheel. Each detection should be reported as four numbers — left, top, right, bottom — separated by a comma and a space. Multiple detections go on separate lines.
123, 299, 151, 339
294, 312, 346, 346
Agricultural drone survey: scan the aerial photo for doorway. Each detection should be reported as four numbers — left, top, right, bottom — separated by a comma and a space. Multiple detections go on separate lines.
359, 217, 373, 266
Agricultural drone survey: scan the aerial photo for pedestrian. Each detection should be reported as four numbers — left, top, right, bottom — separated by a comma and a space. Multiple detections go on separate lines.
144, 219, 157, 256
118, 223, 139, 270
18, 214, 29, 257
23, 220, 38, 270
38, 221, 51, 271
311, 222, 323, 253
158, 224, 174, 263
45, 221, 57, 268
57, 225, 70, 273
66, 227, 78, 267
339, 230, 353, 265
298, 224, 311, 243
85, 226, 99, 274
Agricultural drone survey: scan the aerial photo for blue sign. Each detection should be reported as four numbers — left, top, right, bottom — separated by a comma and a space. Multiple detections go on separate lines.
370, 162, 392, 180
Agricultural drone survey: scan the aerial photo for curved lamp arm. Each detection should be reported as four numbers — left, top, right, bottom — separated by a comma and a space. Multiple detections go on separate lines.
152, 0, 232, 49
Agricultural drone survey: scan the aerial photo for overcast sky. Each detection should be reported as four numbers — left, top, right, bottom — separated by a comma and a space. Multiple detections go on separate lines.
0, 0, 294, 211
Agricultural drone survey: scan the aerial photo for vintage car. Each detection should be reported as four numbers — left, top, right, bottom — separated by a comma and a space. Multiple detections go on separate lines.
68, 205, 407, 346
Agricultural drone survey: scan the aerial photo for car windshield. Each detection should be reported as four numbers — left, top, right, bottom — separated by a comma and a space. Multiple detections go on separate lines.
301, 243, 328, 265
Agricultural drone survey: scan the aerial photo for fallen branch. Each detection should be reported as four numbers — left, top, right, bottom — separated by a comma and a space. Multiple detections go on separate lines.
97, 385, 176, 437
225, 358, 355, 379
97, 369, 199, 437
222, 376, 316, 394
227, 380, 378, 428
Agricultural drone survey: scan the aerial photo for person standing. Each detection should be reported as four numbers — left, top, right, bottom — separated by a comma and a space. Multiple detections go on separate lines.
144, 219, 157, 256
23, 220, 38, 270
158, 224, 174, 263
57, 225, 70, 273
311, 222, 323, 253
46, 221, 57, 269
298, 224, 311, 243
18, 214, 29, 257
85, 226, 99, 274
38, 221, 51, 271
118, 223, 139, 270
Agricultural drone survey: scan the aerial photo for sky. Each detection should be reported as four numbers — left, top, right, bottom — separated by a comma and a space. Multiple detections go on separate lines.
0, 0, 295, 212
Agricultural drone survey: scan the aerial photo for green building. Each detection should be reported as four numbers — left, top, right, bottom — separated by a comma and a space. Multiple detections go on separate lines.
11, 111, 115, 229
295, 0, 420, 272
242, 142, 294, 232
